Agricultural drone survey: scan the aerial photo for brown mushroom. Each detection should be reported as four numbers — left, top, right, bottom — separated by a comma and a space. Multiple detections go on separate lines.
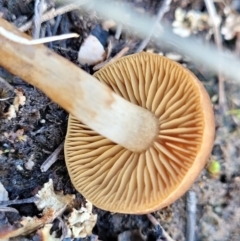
65, 52, 215, 214
0, 18, 214, 213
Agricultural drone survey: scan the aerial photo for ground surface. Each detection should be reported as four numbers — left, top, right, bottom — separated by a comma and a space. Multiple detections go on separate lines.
0, 0, 240, 240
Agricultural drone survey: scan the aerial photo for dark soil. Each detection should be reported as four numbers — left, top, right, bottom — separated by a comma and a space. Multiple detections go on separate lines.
0, 0, 240, 241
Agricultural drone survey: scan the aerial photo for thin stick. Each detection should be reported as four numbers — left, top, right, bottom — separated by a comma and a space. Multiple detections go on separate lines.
41, 141, 64, 172
93, 46, 129, 71
186, 191, 197, 241
33, 0, 44, 39
204, 0, 226, 113
0, 27, 79, 45
0, 196, 39, 207
136, 0, 172, 53
147, 213, 176, 241
52, 15, 63, 35
0, 207, 19, 213
19, 2, 87, 32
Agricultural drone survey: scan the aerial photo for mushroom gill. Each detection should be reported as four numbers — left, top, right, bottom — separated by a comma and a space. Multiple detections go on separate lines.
64, 52, 215, 214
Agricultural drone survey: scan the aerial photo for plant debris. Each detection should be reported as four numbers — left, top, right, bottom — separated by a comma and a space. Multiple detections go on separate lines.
13, 89, 26, 112
0, 0, 240, 240
172, 8, 210, 37
3, 88, 26, 120
0, 179, 97, 240
221, 7, 240, 40
66, 201, 97, 238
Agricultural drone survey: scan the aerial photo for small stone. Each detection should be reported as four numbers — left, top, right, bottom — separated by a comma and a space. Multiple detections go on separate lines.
78, 35, 106, 66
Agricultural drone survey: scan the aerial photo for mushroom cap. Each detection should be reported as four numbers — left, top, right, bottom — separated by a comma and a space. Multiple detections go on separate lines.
64, 52, 215, 214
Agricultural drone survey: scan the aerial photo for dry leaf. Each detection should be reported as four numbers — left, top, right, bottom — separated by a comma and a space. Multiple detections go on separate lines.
3, 89, 26, 120
0, 180, 76, 240
5, 105, 16, 120
0, 208, 58, 239
5, 129, 28, 143
66, 200, 97, 238
35, 224, 61, 241
13, 89, 26, 111
221, 8, 240, 40
172, 8, 211, 37
35, 179, 75, 213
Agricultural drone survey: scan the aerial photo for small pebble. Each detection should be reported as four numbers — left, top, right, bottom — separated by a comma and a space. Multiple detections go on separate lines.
16, 164, 23, 171
25, 159, 35, 170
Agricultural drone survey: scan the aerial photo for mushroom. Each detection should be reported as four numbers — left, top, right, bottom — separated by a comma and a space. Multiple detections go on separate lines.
0, 17, 158, 153
65, 52, 215, 214
0, 18, 214, 214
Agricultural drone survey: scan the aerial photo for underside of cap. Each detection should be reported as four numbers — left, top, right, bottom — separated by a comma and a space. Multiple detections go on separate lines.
64, 52, 215, 214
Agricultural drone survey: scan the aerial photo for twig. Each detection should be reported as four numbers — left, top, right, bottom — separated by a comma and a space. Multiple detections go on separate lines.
52, 46, 79, 55
19, 1, 87, 32
0, 196, 39, 207
41, 141, 64, 172
136, 0, 172, 52
65, 0, 240, 84
46, 22, 53, 48
147, 213, 176, 241
93, 46, 129, 71
186, 191, 197, 241
204, 0, 226, 113
52, 15, 63, 35
33, 0, 45, 38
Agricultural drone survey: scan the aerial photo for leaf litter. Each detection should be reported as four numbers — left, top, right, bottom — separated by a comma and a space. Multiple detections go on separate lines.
0, 179, 97, 240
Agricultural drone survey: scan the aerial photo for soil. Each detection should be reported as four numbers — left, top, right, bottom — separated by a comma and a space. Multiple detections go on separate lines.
0, 0, 240, 241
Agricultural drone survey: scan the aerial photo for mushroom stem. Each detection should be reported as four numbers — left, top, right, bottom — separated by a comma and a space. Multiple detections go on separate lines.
0, 18, 158, 152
